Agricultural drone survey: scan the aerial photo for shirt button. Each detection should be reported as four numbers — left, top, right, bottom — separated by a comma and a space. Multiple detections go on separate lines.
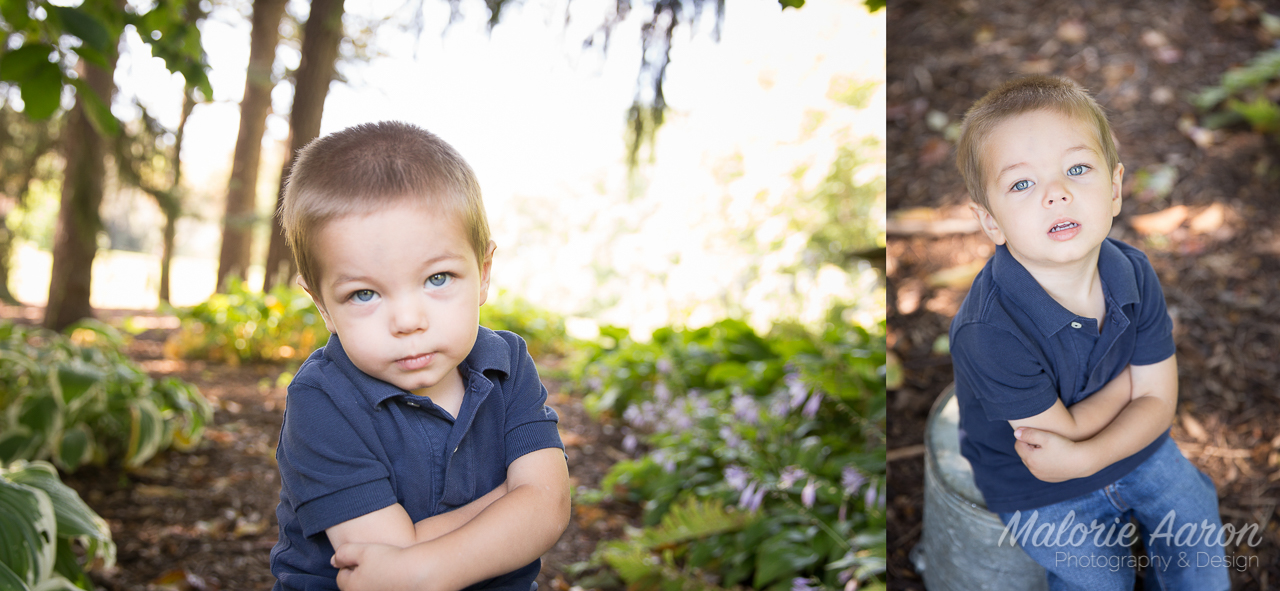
405, 401, 420, 408
1071, 321, 1082, 329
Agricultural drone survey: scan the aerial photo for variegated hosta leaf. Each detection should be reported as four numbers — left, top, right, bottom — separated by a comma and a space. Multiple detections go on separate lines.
53, 428, 92, 472
125, 398, 164, 468
0, 560, 33, 591
0, 476, 56, 586
4, 461, 114, 567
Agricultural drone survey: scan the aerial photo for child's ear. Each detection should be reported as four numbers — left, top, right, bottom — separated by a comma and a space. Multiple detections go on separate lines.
477, 240, 497, 307
1110, 162, 1125, 217
970, 202, 1006, 245
297, 275, 336, 333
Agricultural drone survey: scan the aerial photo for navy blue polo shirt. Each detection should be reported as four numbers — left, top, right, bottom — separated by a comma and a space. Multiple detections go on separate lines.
271, 327, 564, 590
949, 238, 1176, 512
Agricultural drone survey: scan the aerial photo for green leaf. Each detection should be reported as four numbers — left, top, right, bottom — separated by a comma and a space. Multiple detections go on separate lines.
0, 431, 39, 465
69, 79, 119, 137
864, 0, 885, 12
54, 426, 91, 471
0, 44, 55, 83
54, 365, 101, 407
5, 462, 110, 549
18, 61, 62, 120
753, 531, 820, 588
0, 561, 32, 591
0, 476, 56, 585
125, 398, 164, 467
17, 395, 59, 439
779, 0, 804, 8
1, 0, 32, 30
51, 539, 89, 591
47, 6, 111, 55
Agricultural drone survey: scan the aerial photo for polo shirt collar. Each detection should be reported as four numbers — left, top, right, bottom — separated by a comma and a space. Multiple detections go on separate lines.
323, 326, 512, 408
991, 238, 1139, 337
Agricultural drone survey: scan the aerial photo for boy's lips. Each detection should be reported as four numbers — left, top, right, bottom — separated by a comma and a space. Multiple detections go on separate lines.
397, 352, 434, 370
1047, 218, 1081, 241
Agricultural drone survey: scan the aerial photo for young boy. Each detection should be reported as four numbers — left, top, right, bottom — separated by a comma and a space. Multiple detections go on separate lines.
948, 76, 1228, 590
269, 121, 570, 591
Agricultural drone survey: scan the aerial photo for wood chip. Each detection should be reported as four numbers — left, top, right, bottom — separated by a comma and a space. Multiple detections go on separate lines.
887, 444, 926, 462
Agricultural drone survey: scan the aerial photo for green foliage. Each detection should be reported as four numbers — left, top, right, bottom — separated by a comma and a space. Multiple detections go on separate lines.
575, 308, 886, 590
597, 497, 760, 591
480, 290, 576, 360
167, 279, 325, 365
170, 281, 574, 364
0, 0, 211, 131
0, 460, 114, 590
0, 319, 212, 471
1195, 48, 1280, 134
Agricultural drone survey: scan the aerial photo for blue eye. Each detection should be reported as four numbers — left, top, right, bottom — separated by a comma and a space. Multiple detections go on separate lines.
1067, 164, 1089, 176
1011, 179, 1033, 192
426, 273, 451, 288
351, 289, 376, 303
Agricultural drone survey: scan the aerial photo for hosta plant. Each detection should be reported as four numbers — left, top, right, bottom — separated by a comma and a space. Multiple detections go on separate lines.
0, 319, 212, 471
0, 460, 114, 590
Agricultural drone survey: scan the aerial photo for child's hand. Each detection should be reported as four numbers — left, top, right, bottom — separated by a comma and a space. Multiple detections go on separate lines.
333, 543, 424, 591
1013, 427, 1097, 482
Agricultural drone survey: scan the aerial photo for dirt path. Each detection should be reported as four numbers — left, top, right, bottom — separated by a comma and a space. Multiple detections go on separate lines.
889, 3, 1280, 590
42, 311, 633, 590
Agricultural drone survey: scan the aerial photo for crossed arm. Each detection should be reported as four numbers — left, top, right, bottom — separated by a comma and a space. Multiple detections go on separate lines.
324, 447, 571, 591
1008, 356, 1178, 482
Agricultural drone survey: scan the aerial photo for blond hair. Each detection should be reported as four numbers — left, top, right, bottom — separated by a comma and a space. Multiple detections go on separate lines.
956, 75, 1119, 210
279, 121, 490, 302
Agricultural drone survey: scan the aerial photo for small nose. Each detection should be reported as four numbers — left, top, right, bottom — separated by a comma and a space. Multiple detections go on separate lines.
392, 298, 429, 335
1044, 179, 1071, 207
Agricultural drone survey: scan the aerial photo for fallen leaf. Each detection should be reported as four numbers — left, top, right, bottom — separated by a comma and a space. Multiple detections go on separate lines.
1189, 203, 1226, 234
559, 430, 586, 447
1130, 205, 1188, 236
1181, 413, 1208, 442
926, 260, 988, 289
135, 484, 185, 499
1056, 20, 1088, 44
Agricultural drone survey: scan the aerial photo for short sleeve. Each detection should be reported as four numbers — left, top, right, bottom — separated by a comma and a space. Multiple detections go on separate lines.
498, 334, 564, 467
951, 323, 1059, 421
276, 383, 397, 537
1129, 254, 1176, 366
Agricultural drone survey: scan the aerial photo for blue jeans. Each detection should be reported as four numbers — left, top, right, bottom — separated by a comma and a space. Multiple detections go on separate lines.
997, 436, 1230, 591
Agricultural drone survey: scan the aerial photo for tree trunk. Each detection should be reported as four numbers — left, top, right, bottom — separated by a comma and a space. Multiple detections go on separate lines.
44, 48, 117, 331
215, 0, 288, 293
263, 0, 345, 291
159, 87, 197, 304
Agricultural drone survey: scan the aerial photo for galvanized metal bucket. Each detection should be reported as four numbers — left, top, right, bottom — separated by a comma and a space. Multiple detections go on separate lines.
910, 385, 1048, 590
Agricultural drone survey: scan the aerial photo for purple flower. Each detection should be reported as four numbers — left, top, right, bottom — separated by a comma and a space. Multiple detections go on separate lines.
802, 389, 822, 418
747, 485, 766, 512
842, 466, 866, 496
622, 432, 638, 453
622, 405, 643, 427
737, 481, 758, 509
724, 465, 749, 491
778, 466, 806, 489
731, 392, 760, 424
656, 358, 673, 374
865, 483, 878, 509
719, 426, 743, 451
791, 577, 821, 591
786, 373, 809, 411
801, 478, 817, 508
654, 382, 672, 404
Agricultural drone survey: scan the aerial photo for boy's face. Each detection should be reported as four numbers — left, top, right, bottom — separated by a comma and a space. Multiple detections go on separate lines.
971, 108, 1123, 271
303, 200, 494, 400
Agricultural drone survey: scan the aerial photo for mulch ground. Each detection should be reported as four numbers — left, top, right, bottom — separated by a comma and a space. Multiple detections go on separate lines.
889, 2, 1280, 590
5, 307, 637, 590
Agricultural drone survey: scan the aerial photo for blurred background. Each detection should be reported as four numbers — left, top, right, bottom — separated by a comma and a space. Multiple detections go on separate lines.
0, 0, 886, 589
888, 1, 1280, 589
